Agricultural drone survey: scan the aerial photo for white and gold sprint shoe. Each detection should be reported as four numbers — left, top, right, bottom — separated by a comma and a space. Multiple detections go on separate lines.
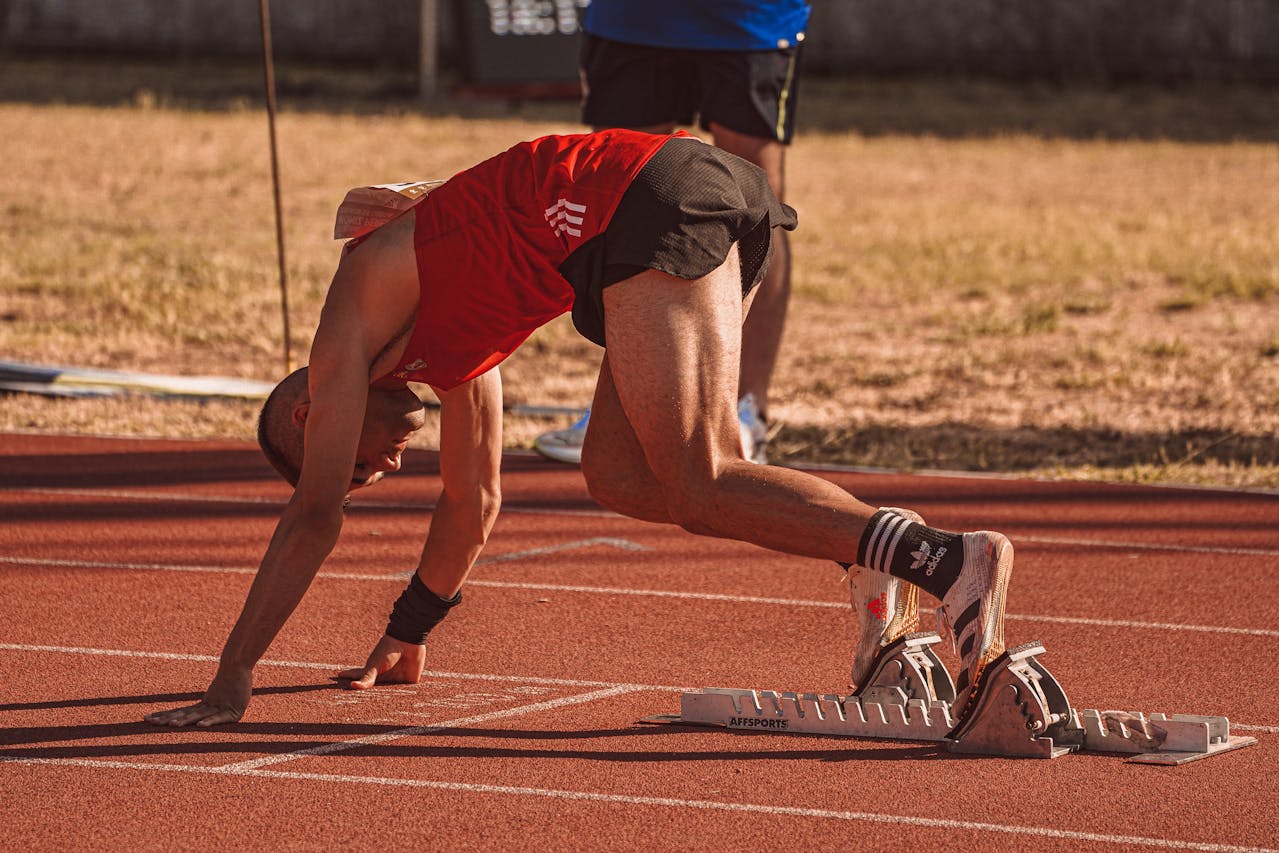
848, 507, 923, 691
935, 531, 1015, 720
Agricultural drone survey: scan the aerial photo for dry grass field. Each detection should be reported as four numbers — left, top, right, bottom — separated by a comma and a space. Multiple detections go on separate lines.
2, 57, 1277, 488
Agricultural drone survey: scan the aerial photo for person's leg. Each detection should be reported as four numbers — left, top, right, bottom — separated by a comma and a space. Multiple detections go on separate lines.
597, 249, 874, 560
597, 251, 1015, 714
709, 123, 789, 423
579, 354, 672, 524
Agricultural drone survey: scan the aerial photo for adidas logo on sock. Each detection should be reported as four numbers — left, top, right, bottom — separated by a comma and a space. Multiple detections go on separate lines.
909, 542, 946, 576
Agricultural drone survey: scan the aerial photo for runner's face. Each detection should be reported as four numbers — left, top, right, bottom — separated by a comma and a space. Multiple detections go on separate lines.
350, 385, 426, 490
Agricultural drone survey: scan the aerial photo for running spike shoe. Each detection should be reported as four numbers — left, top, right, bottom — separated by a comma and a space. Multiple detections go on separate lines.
935, 531, 1015, 720
849, 507, 923, 689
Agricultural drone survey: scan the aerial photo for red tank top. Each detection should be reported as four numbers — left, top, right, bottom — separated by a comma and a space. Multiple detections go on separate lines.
378, 128, 683, 390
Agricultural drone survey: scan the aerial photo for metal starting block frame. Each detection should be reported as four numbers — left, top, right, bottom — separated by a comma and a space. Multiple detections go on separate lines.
667, 635, 1257, 765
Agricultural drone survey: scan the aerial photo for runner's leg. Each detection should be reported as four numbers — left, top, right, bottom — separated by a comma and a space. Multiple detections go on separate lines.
597, 249, 877, 560
580, 354, 673, 524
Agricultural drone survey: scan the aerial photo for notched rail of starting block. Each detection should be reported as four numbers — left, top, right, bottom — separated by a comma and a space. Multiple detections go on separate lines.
679, 687, 955, 742
1072, 709, 1257, 765
674, 632, 959, 743
666, 636, 1258, 764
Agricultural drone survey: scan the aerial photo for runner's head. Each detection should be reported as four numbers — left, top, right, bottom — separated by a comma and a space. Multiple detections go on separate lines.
257, 367, 428, 491
257, 367, 310, 487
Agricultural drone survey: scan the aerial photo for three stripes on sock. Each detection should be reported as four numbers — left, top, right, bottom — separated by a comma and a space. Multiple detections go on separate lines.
855, 508, 964, 599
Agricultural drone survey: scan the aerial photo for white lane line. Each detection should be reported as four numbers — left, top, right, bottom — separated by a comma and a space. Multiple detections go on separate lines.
1007, 613, 1279, 638
477, 537, 649, 563
7, 485, 1277, 556
2, 642, 1274, 733
221, 684, 640, 771
0, 756, 1272, 852
8, 486, 617, 518
10, 487, 287, 506
1020, 535, 1279, 558
0, 643, 689, 691
4, 555, 1278, 639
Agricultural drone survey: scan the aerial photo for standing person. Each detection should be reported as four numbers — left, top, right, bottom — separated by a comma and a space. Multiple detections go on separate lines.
533, 0, 811, 466
142, 129, 1014, 731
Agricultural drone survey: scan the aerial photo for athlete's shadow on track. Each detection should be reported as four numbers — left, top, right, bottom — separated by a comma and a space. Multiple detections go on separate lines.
0, 682, 335, 713
0, 715, 954, 764
1, 682, 960, 764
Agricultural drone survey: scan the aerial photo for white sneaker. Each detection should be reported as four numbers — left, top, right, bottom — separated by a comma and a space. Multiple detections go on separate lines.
533, 411, 589, 465
536, 398, 767, 466
737, 393, 769, 464
936, 531, 1015, 718
849, 507, 922, 690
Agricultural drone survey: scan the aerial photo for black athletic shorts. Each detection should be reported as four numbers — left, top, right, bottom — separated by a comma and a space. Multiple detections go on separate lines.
559, 137, 799, 347
579, 34, 802, 144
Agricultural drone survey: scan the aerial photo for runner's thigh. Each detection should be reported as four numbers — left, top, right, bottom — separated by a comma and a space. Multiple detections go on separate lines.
599, 256, 744, 485
579, 355, 671, 523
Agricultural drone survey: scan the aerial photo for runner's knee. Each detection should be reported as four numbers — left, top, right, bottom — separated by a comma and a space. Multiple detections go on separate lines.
581, 452, 668, 523
651, 472, 726, 537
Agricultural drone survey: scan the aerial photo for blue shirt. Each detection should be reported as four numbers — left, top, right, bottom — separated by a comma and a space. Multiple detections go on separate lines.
582, 0, 811, 51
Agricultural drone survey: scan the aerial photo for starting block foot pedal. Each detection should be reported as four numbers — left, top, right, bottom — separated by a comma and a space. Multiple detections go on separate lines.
946, 642, 1259, 763
854, 631, 957, 708
947, 641, 1077, 759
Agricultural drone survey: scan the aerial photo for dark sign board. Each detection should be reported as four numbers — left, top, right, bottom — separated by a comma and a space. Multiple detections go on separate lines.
458, 0, 589, 86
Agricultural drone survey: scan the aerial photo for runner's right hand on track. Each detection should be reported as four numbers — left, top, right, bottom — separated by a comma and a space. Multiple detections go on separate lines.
338, 634, 427, 689
143, 666, 251, 727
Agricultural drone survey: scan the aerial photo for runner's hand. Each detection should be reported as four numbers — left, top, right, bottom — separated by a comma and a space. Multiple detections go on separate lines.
338, 634, 426, 689
143, 666, 252, 727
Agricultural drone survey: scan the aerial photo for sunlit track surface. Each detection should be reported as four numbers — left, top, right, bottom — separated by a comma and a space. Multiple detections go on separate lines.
2, 433, 1275, 850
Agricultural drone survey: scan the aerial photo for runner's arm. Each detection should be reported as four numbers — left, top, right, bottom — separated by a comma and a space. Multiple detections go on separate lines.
340, 366, 504, 689
145, 217, 419, 725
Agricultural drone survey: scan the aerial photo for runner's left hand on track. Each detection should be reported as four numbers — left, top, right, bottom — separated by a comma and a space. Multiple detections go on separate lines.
338, 634, 426, 690
143, 666, 251, 727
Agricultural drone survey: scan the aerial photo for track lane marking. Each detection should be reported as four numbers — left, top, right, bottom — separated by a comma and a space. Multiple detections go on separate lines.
7, 486, 618, 517
0, 755, 1273, 852
1, 641, 1274, 733
6, 485, 1278, 556
220, 684, 641, 771
0, 642, 685, 690
4, 555, 1277, 638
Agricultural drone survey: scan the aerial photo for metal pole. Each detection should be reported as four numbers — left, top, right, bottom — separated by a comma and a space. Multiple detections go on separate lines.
258, 0, 293, 375
419, 0, 438, 99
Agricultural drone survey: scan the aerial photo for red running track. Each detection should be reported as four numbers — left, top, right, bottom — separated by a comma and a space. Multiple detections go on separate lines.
1, 433, 1276, 851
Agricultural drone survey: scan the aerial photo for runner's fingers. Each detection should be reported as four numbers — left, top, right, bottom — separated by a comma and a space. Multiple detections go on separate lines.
347, 666, 380, 690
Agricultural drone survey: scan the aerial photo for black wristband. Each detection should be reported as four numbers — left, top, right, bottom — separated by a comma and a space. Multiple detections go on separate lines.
385, 574, 462, 645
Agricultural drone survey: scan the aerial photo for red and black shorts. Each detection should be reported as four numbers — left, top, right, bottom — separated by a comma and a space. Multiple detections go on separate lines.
558, 136, 798, 347
579, 34, 803, 144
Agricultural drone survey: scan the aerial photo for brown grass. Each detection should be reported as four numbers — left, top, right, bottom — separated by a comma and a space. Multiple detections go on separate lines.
2, 57, 1277, 489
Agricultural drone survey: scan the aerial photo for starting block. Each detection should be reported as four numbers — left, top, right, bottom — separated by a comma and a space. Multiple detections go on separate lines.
662, 635, 1257, 764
